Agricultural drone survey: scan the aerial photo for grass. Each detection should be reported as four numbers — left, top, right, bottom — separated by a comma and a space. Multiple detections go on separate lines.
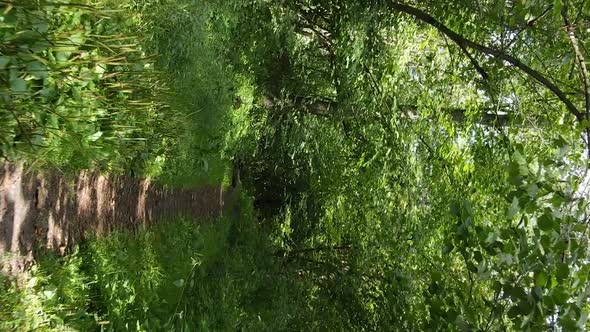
130, 0, 236, 188
0, 193, 296, 331
0, 0, 235, 186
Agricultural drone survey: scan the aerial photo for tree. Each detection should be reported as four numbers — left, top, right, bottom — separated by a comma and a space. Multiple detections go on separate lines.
216, 0, 590, 330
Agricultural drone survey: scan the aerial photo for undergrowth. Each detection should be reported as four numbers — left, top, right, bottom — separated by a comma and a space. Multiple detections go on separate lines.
0, 194, 295, 331
127, 0, 235, 187
0, 2, 291, 330
1, 0, 234, 186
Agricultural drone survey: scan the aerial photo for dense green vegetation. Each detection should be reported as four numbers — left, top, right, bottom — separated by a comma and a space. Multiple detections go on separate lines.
2, 0, 590, 330
0, 199, 298, 331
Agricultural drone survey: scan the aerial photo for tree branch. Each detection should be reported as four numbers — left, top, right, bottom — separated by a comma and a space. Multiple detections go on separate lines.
457, 43, 489, 80
505, 5, 553, 49
561, 1, 590, 158
388, 1, 585, 123
263, 91, 515, 126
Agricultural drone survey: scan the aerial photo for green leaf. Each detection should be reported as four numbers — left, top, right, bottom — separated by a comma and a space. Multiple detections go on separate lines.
559, 315, 577, 331
26, 60, 49, 80
513, 150, 526, 165
550, 194, 565, 207
537, 214, 555, 232
69, 32, 86, 46
532, 286, 543, 301
552, 287, 569, 305
10, 77, 28, 93
513, 151, 528, 176
553, 0, 563, 16
2, 8, 17, 25
529, 158, 539, 175
485, 231, 498, 245
431, 271, 442, 282
32, 19, 49, 35
72, 86, 82, 102
517, 298, 533, 314
49, 314, 64, 325
42, 290, 56, 299
88, 131, 103, 142
506, 285, 527, 302
556, 263, 569, 282
450, 201, 460, 217
507, 306, 520, 318
0, 56, 10, 69
507, 196, 519, 219
56, 52, 71, 63
477, 259, 487, 275
527, 184, 539, 198
535, 271, 548, 288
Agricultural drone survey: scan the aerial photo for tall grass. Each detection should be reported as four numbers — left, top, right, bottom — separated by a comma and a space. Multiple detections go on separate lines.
122, 0, 236, 186
0, 194, 297, 331
0, 0, 239, 186
0, 0, 181, 173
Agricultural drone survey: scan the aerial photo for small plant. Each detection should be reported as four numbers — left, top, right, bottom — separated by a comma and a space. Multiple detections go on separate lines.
0, 1, 177, 173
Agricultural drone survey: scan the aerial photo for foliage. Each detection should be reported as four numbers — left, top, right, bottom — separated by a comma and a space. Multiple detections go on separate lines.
126, 0, 234, 186
0, 196, 298, 331
0, 1, 176, 173
214, 0, 590, 330
0, 0, 232, 182
3, 0, 590, 331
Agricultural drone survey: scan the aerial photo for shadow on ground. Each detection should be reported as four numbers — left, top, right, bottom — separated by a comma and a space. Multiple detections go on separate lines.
0, 162, 227, 274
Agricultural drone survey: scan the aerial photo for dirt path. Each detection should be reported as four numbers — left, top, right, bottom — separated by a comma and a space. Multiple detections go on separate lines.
0, 163, 228, 274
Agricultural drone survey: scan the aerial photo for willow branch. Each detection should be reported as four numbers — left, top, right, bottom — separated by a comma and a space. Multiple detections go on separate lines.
388, 1, 585, 123
457, 43, 489, 80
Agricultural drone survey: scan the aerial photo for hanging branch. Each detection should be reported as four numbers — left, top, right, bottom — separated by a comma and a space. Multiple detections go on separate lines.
388, 1, 585, 124
457, 43, 489, 80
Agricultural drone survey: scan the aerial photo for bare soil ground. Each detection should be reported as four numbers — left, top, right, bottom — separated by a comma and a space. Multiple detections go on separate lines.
0, 162, 227, 274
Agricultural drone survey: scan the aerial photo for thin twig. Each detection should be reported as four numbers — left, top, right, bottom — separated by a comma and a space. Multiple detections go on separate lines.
505, 5, 554, 49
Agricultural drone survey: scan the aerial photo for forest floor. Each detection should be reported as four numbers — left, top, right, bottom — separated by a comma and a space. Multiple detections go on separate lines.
0, 162, 227, 274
